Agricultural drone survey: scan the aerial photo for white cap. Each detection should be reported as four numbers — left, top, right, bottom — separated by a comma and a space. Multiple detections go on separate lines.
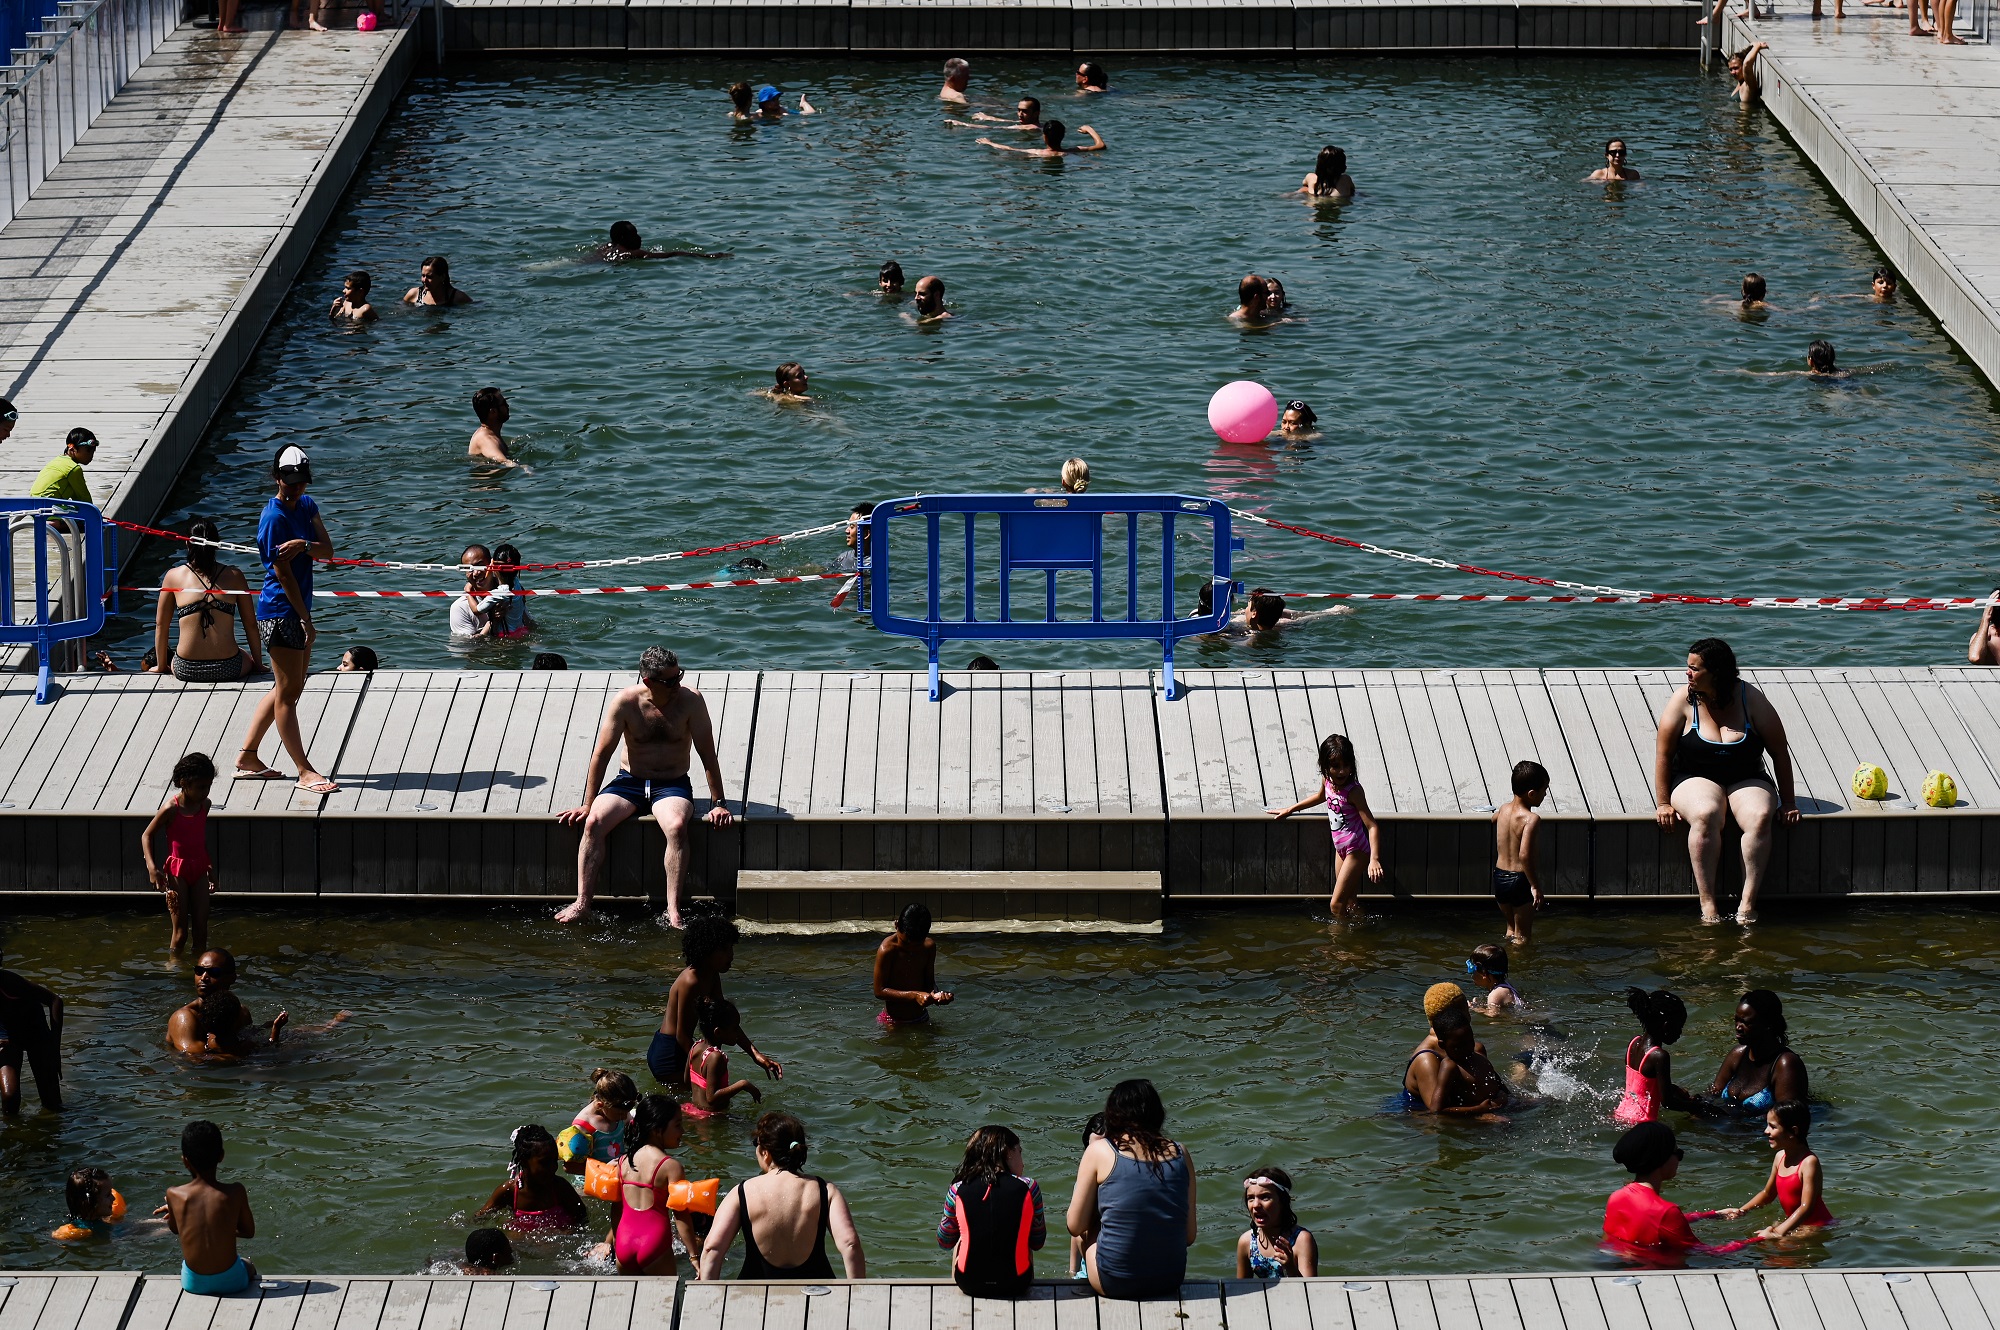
276, 445, 309, 471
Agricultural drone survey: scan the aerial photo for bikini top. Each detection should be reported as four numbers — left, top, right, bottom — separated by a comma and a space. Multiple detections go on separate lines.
1721, 1050, 1782, 1110
172, 581, 236, 632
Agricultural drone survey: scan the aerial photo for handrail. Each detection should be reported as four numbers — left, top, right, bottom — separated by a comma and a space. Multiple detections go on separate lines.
2, 498, 106, 702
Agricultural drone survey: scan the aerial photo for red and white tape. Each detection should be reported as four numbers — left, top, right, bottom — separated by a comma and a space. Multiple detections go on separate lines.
118, 572, 854, 598
1281, 592, 1992, 612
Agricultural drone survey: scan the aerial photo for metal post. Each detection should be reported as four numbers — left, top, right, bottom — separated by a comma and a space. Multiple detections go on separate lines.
432, 0, 442, 63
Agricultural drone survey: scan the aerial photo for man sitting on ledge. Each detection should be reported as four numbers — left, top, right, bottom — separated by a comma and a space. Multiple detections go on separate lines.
556, 646, 734, 929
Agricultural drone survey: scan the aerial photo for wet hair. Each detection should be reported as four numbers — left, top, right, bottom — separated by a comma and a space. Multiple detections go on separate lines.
640, 645, 681, 682
181, 1120, 224, 1172
967, 655, 998, 670
1807, 339, 1837, 373
943, 57, 969, 79
896, 902, 933, 939
1742, 272, 1766, 302
1018, 97, 1041, 122
1771, 1099, 1810, 1140
509, 1123, 558, 1172
1079, 61, 1106, 86
630, 1093, 682, 1147
1243, 1166, 1298, 1231
589, 1068, 639, 1111
1604, 138, 1626, 154
1313, 145, 1347, 192
1469, 943, 1508, 977
472, 387, 507, 422
1316, 732, 1357, 782
1625, 987, 1687, 1044
1079, 1111, 1106, 1145
1872, 266, 1897, 289
184, 517, 221, 579
1687, 637, 1740, 693
1238, 274, 1270, 308
754, 1111, 810, 1172
66, 427, 97, 450
345, 270, 370, 294
729, 80, 752, 112
1102, 1079, 1174, 1173
532, 652, 566, 670
66, 1166, 112, 1220
1738, 989, 1789, 1046
1511, 760, 1549, 796
1264, 278, 1287, 309
1197, 581, 1217, 617
775, 361, 805, 389
173, 751, 216, 788
851, 502, 873, 519
953, 1125, 1021, 1186
1041, 119, 1066, 150
1061, 457, 1090, 493
697, 996, 741, 1042
1429, 1002, 1472, 1040
193, 990, 244, 1040
879, 261, 904, 289
465, 1227, 514, 1270
1284, 400, 1317, 427
346, 646, 379, 672
609, 221, 641, 250
1248, 593, 1286, 630
492, 542, 523, 591
423, 255, 452, 289
141, 649, 158, 671
681, 911, 740, 970
1613, 1121, 1678, 1177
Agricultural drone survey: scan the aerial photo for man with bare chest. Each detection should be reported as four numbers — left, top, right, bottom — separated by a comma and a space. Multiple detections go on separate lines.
556, 646, 733, 928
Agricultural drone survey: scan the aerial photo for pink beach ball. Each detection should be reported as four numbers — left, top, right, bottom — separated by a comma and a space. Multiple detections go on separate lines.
1207, 380, 1278, 444
356, 10, 378, 29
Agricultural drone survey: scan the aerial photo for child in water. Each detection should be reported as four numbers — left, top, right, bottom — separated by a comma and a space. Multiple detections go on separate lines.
612, 1095, 696, 1275
481, 1125, 587, 1232
1068, 1112, 1104, 1279
462, 1227, 514, 1273
1236, 1168, 1317, 1279
685, 998, 764, 1118
52, 1167, 126, 1240
1465, 945, 1521, 1014
1267, 733, 1385, 914
162, 1120, 258, 1295
1616, 988, 1693, 1125
1492, 760, 1547, 942
558, 1069, 636, 1176
141, 752, 217, 955
1720, 1100, 1833, 1239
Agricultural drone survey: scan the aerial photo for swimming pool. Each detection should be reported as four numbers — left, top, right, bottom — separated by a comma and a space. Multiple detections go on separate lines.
4, 905, 1999, 1277
103, 58, 2000, 675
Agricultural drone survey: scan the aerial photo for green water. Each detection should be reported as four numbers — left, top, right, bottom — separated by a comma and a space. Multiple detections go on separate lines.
4, 904, 2000, 1277
98, 58, 2000, 675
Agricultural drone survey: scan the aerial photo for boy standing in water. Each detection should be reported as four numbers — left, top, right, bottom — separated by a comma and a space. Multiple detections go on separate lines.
467, 387, 516, 468
1491, 761, 1548, 943
651, 911, 783, 1088
873, 903, 954, 1025
163, 1120, 258, 1295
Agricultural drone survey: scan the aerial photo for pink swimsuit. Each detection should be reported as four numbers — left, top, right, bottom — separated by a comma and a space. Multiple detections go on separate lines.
1614, 1036, 1663, 1126
163, 805, 210, 880
682, 1042, 721, 1119
1324, 780, 1369, 856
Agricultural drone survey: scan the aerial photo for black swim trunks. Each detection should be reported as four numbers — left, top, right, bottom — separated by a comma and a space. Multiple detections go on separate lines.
1492, 868, 1533, 907
600, 770, 694, 816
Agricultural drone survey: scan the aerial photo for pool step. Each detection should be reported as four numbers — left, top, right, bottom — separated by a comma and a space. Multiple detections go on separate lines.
733, 869, 1162, 933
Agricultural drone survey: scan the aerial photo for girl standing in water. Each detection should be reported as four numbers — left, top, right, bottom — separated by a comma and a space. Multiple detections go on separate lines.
1268, 734, 1386, 914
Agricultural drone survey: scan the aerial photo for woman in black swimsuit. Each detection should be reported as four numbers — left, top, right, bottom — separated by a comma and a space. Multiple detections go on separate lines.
1652, 638, 1800, 924
698, 1112, 866, 1280
150, 518, 262, 683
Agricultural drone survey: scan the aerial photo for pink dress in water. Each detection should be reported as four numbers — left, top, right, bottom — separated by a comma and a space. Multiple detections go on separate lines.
1615, 1035, 1664, 1126
1323, 779, 1369, 857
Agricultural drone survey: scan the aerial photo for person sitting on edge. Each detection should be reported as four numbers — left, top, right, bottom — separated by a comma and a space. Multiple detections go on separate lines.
978, 119, 1103, 157
329, 271, 375, 321
912, 275, 952, 323
1465, 944, 1521, 1015
452, 544, 504, 638
29, 428, 99, 503
728, 80, 754, 119
763, 361, 811, 402
940, 57, 971, 103
1740, 272, 1768, 311
1299, 145, 1354, 200
1492, 759, 1548, 942
1729, 43, 1768, 105
599, 221, 730, 262
164, 1120, 258, 1295
404, 255, 471, 306
0, 949, 63, 1113
463, 1227, 515, 1274
1586, 139, 1640, 182
974, 97, 1041, 130
337, 646, 377, 672
874, 903, 954, 1025
700, 1112, 866, 1279
878, 261, 905, 294
1969, 592, 2000, 665
1603, 1122, 1699, 1257
1871, 267, 1898, 301
1076, 61, 1108, 91
468, 387, 516, 469
1401, 983, 1510, 1115
938, 1125, 1046, 1298
1232, 275, 1272, 322
555, 647, 735, 928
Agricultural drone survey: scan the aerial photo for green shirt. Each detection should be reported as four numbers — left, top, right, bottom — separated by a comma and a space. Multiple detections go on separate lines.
28, 455, 90, 503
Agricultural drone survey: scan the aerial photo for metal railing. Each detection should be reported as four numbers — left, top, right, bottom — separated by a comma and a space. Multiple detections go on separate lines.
2, 498, 107, 701
0, 0, 180, 226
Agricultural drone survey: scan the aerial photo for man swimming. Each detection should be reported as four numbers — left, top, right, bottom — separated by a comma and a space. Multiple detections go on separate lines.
912, 275, 952, 323
1076, 61, 1108, 91
165, 950, 348, 1059
728, 80, 754, 119
873, 904, 953, 1024
763, 362, 811, 402
468, 387, 516, 469
974, 98, 1041, 130
940, 57, 970, 103
977, 120, 1103, 157
555, 646, 734, 929
597, 221, 730, 262
1231, 275, 1273, 322
1586, 139, 1640, 182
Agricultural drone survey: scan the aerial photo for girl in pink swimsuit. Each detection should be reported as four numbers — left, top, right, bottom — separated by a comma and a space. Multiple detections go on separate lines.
613, 1095, 696, 1275
479, 1125, 586, 1234
1615, 988, 1692, 1126
1267, 733, 1386, 915
685, 999, 763, 1120
140, 752, 218, 954
1720, 1100, 1834, 1238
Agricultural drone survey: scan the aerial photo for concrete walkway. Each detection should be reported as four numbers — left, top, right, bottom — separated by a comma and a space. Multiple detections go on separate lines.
1726, 2, 2000, 389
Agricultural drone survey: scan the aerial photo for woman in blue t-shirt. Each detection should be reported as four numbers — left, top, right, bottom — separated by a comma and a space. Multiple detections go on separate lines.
235, 446, 339, 795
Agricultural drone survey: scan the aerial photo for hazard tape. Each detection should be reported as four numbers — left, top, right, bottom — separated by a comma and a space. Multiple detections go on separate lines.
1280, 592, 1991, 611
118, 572, 854, 598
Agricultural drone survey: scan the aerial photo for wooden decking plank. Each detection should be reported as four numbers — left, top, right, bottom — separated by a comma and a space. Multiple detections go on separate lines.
498, 1278, 551, 1330
1964, 1273, 2000, 1330
966, 672, 1002, 817
1179, 1282, 1227, 1330
674, 1283, 724, 1330
550, 674, 619, 812
10, 677, 125, 807
841, 672, 883, 816
997, 672, 1035, 815
384, 674, 465, 812
1240, 673, 1299, 815
1273, 672, 1329, 806
1879, 678, 1992, 807
243, 675, 362, 814
1834, 676, 1940, 808
1931, 681, 2000, 802
1762, 1272, 1827, 1330
20, 1275, 94, 1330
1012, 1285, 1058, 1330
545, 1280, 594, 1330
1342, 1281, 1397, 1330
420, 672, 494, 808
1570, 672, 1651, 816
1750, 677, 1843, 814
1154, 669, 1203, 815
1060, 672, 1102, 816
1921, 1273, 1995, 1330
1466, 1277, 1525, 1330
1119, 671, 1162, 817
1258, 1278, 1310, 1330
1504, 1280, 1564, 1330
60, 669, 168, 810
341, 676, 431, 814
0, 682, 78, 804
886, 1284, 928, 1330
873, 672, 913, 817
1384, 1281, 1440, 1330
1030, 672, 1069, 816
443, 670, 519, 812
1422, 1282, 1477, 1330
905, 671, 944, 817
1800, 1271, 1873, 1330
846, 1284, 892, 1330
624, 1280, 674, 1330
1220, 1281, 1271, 1330
1635, 1272, 1696, 1330
801, 1284, 847, 1329
1447, 678, 1515, 812
1357, 672, 1427, 814
1541, 671, 1633, 816
705, 672, 758, 811
287, 1277, 358, 1330
482, 673, 555, 816
742, 670, 792, 818
1391, 671, 1461, 812
934, 670, 974, 818
76, 1273, 143, 1330
414, 1280, 470, 1330
332, 1280, 392, 1330
1864, 1274, 1937, 1330
101, 681, 226, 812
1183, 673, 1238, 814
1587, 1276, 1650, 1330
1208, 673, 1263, 810
932, 1284, 975, 1330
1507, 671, 1585, 817
121, 1277, 180, 1330
781, 673, 829, 816
1300, 1280, 1358, 1330
374, 1281, 433, 1330
1548, 1276, 1610, 1330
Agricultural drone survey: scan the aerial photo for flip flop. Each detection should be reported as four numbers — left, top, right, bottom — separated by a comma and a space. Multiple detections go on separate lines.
233, 765, 289, 781
296, 777, 339, 796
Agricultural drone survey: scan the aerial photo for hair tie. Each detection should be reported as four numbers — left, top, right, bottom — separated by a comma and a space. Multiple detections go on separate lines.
509, 1127, 523, 1145
1243, 1175, 1290, 1195
789, 1141, 801, 1152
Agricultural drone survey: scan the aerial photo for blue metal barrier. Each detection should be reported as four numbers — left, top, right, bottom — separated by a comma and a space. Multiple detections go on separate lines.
0, 497, 105, 703
864, 493, 1238, 701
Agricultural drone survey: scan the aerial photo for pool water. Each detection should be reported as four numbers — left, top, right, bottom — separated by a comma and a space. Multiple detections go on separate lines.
99, 58, 2000, 675
5, 904, 2000, 1277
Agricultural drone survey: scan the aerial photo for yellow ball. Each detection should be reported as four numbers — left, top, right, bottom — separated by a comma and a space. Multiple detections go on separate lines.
1922, 771, 1958, 808
1852, 764, 1888, 801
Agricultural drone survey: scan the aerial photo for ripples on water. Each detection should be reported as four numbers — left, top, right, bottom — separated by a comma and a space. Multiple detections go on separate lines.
7, 905, 2000, 1276
102, 59, 2000, 673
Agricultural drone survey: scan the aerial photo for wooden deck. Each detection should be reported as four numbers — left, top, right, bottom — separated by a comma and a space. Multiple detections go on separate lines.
1, 665, 1997, 903
6, 1268, 1996, 1330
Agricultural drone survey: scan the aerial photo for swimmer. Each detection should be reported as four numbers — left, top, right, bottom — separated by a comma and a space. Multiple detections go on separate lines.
1401, 984, 1510, 1114
1872, 267, 1900, 301
728, 80, 754, 119
874, 902, 954, 1024
1805, 339, 1841, 377
1720, 1101, 1833, 1238
468, 387, 516, 468
912, 275, 952, 323
463, 1227, 515, 1273
163, 1121, 259, 1296
338, 646, 378, 672
686, 997, 765, 1117
53, 1168, 136, 1240
974, 97, 1041, 130
454, 544, 502, 639
977, 119, 1103, 157
940, 57, 971, 103
878, 261, 905, 294
141, 751, 217, 955
755, 84, 816, 116
487, 542, 533, 638
1236, 1168, 1316, 1279
403, 255, 472, 307
597, 221, 730, 261
1280, 401, 1317, 437
1267, 733, 1385, 914
968, 655, 999, 671
1231, 275, 1273, 322
1492, 759, 1547, 942
652, 911, 783, 1089
1603, 1122, 1699, 1255
1299, 145, 1354, 200
1615, 988, 1694, 1125
1465, 944, 1521, 1015
1235, 589, 1349, 633
1968, 591, 2000, 665
611, 1095, 696, 1275
1586, 139, 1640, 183
329, 271, 376, 321
763, 361, 811, 402
1739, 272, 1768, 312
1061, 457, 1089, 493
165, 949, 283, 1058
1264, 277, 1290, 316
481, 1125, 587, 1231
557, 1069, 637, 1177
0, 951, 63, 1113
1076, 61, 1108, 92
1706, 989, 1809, 1117
838, 502, 871, 573
1728, 43, 1768, 104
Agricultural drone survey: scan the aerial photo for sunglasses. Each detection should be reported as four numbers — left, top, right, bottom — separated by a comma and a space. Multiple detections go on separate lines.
1607, 149, 1628, 157
194, 964, 225, 975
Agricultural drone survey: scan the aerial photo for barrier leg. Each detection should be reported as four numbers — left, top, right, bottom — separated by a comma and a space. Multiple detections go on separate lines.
1162, 636, 1180, 702
928, 644, 941, 702
35, 639, 53, 704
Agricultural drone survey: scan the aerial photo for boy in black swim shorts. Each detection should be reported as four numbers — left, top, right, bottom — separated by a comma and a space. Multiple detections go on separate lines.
1492, 760, 1549, 943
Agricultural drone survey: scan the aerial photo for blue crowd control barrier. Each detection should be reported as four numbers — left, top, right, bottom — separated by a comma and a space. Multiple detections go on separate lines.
0, 497, 106, 703
863, 493, 1239, 701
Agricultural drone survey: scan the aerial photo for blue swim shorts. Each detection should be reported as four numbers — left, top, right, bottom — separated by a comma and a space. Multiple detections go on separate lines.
647, 1028, 685, 1084
601, 770, 694, 816
182, 1257, 253, 1295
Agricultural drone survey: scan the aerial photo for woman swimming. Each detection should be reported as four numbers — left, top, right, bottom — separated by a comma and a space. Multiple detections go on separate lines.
480, 1125, 587, 1233
1707, 990, 1808, 1117
1615, 987, 1693, 1125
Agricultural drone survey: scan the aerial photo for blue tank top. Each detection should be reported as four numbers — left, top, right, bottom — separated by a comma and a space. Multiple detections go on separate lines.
1093, 1148, 1190, 1298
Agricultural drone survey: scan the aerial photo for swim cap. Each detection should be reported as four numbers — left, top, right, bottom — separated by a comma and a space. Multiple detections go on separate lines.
1612, 1122, 1680, 1176
756, 85, 780, 104
1423, 982, 1465, 1018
